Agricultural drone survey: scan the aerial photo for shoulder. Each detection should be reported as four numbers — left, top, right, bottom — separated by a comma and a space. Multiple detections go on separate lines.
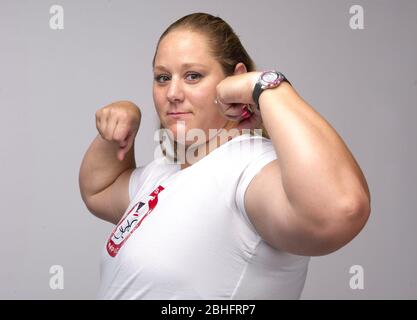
204, 133, 278, 187
224, 133, 276, 161
129, 156, 179, 200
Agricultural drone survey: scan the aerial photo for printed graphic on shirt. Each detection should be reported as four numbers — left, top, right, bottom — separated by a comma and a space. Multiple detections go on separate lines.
106, 185, 165, 257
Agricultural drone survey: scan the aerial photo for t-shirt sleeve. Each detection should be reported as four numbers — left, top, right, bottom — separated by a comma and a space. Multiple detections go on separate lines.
128, 165, 148, 202
235, 143, 278, 231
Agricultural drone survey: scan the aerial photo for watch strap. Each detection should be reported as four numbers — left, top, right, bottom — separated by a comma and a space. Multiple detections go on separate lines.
252, 71, 291, 110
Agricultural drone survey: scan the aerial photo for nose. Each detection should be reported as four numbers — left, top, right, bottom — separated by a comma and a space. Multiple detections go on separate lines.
166, 76, 185, 103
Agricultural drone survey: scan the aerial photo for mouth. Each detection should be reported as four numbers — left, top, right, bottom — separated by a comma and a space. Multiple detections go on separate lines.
167, 112, 192, 119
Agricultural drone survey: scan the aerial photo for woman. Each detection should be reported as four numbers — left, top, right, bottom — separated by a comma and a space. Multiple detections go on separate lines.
79, 13, 371, 299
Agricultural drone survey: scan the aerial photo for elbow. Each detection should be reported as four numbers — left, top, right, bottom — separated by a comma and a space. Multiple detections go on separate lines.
81, 195, 99, 218
340, 194, 371, 228
310, 195, 371, 256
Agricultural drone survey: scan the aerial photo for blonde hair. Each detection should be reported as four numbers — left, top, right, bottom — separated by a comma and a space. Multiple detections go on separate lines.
153, 12, 270, 161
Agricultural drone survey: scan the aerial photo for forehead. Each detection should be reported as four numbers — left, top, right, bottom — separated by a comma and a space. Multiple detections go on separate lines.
154, 30, 216, 67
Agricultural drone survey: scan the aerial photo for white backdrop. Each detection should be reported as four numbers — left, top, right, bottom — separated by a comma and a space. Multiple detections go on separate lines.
0, 0, 416, 299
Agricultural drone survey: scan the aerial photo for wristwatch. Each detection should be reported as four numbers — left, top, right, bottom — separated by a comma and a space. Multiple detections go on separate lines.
252, 70, 290, 109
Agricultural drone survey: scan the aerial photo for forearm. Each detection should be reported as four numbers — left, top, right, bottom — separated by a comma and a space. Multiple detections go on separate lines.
79, 134, 136, 200
259, 82, 370, 225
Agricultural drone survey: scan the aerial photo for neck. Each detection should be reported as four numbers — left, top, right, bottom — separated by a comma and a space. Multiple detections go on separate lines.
179, 121, 241, 170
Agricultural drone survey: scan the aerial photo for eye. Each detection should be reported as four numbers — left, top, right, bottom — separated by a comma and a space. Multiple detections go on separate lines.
154, 74, 170, 83
185, 73, 202, 81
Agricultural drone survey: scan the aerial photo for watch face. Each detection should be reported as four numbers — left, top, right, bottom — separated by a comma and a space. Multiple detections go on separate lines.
261, 71, 278, 84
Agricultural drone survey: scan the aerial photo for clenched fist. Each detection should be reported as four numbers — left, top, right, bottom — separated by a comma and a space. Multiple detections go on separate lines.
215, 70, 263, 130
95, 101, 141, 161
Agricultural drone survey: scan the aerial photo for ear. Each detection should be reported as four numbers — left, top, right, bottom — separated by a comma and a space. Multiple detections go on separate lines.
233, 62, 248, 76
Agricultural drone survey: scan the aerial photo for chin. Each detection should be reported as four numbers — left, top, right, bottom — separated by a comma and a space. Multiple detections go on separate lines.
160, 122, 187, 143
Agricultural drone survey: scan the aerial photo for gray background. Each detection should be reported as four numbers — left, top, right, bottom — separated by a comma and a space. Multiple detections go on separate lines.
0, 0, 416, 299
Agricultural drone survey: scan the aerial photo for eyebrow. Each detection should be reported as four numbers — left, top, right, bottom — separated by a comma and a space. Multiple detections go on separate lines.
154, 63, 208, 71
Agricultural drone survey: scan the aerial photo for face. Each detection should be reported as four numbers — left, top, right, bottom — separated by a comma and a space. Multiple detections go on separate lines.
153, 30, 235, 146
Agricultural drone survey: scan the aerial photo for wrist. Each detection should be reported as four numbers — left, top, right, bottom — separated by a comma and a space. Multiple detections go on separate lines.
258, 81, 293, 110
252, 71, 292, 109
248, 72, 262, 104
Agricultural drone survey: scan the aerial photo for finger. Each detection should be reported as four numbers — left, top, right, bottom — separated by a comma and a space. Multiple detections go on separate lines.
117, 147, 126, 161
240, 104, 256, 119
116, 138, 127, 161
97, 119, 109, 140
96, 108, 112, 140
214, 96, 230, 114
125, 131, 135, 151
117, 132, 135, 161
113, 121, 130, 147
103, 116, 118, 141
223, 103, 248, 121
98, 116, 113, 141
236, 108, 262, 131
123, 134, 135, 158
95, 110, 104, 136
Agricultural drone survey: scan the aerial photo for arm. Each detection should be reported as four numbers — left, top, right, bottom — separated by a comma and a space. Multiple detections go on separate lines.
217, 71, 371, 256
251, 82, 370, 255
79, 101, 141, 225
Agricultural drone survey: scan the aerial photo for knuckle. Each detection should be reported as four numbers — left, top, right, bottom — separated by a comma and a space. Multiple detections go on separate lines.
95, 109, 102, 119
113, 133, 124, 142
119, 111, 128, 122
101, 131, 110, 141
104, 107, 112, 116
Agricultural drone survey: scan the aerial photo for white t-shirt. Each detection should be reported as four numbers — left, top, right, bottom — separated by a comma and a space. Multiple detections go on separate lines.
97, 133, 310, 299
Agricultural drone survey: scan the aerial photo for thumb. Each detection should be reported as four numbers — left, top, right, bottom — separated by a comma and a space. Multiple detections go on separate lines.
119, 138, 128, 148
117, 133, 135, 161
117, 148, 125, 161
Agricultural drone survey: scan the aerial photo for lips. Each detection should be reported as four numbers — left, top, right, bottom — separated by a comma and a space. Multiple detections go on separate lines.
167, 112, 192, 119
